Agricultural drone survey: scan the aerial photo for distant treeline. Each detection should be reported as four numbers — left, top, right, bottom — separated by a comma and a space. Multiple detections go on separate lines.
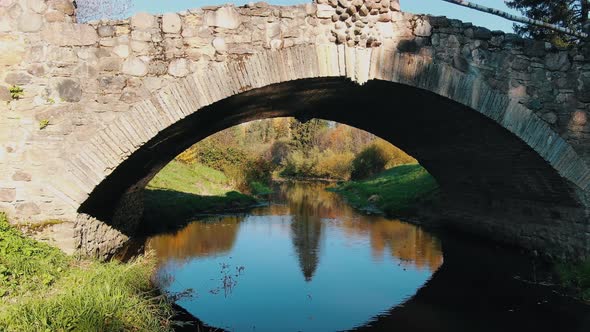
176, 118, 416, 193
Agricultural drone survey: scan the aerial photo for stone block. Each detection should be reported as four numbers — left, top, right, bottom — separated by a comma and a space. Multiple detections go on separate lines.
16, 202, 41, 215
41, 23, 98, 46
18, 11, 43, 32
27, 64, 46, 76
51, 77, 82, 102
27, 0, 47, 14
113, 45, 130, 58
98, 25, 115, 37
168, 58, 189, 77
5, 72, 32, 85
545, 52, 571, 72
131, 30, 151, 42
0, 11, 11, 32
163, 13, 182, 33
122, 58, 148, 76
413, 18, 431, 37
317, 4, 334, 18
204, 6, 241, 29
212, 37, 227, 52
0, 188, 16, 202
98, 57, 122, 72
131, 12, 156, 30
49, 0, 74, 15
44, 10, 66, 22
0, 35, 25, 66
0, 86, 10, 101
12, 171, 31, 181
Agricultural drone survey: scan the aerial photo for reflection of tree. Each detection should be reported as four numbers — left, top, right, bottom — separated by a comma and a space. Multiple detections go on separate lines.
290, 207, 323, 282
148, 215, 241, 261
283, 182, 335, 282
341, 217, 443, 272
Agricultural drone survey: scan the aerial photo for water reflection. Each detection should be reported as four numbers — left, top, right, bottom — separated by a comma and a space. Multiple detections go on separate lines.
149, 182, 443, 331
149, 215, 241, 260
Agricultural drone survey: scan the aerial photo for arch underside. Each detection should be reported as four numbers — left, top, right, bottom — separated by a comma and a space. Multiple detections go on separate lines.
77, 77, 589, 259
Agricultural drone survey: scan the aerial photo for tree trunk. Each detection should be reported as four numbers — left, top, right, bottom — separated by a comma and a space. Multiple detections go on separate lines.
442, 0, 588, 39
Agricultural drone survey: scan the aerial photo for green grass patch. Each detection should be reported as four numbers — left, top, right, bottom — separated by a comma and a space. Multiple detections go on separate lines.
148, 161, 232, 196
328, 164, 438, 216
144, 161, 259, 223
556, 259, 590, 302
0, 212, 174, 331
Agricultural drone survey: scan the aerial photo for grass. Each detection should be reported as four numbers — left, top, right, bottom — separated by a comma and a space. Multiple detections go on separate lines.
144, 161, 259, 224
19, 219, 65, 234
0, 212, 175, 332
555, 259, 590, 302
328, 164, 439, 216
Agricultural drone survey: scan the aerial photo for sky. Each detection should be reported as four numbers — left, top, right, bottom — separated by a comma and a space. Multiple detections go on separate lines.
132, 0, 520, 32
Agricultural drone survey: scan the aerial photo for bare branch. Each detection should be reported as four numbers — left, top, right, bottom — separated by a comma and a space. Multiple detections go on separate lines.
442, 0, 588, 39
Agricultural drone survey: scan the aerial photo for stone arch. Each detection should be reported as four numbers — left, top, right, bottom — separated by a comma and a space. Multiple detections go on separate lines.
56, 45, 590, 258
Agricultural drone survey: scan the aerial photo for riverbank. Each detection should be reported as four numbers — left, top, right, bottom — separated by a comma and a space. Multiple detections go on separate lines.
556, 260, 590, 302
0, 212, 176, 331
144, 161, 263, 225
327, 164, 439, 216
328, 163, 590, 303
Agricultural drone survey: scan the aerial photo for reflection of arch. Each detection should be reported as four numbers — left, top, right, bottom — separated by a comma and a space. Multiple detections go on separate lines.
60, 45, 590, 258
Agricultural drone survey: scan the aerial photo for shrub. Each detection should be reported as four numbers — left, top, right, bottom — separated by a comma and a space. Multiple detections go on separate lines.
556, 259, 590, 301
350, 144, 390, 180
314, 150, 355, 180
351, 139, 416, 180
9, 85, 23, 100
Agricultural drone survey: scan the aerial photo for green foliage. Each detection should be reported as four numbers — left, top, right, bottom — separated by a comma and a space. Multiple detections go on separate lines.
329, 164, 439, 216
249, 181, 273, 195
0, 213, 174, 331
148, 161, 231, 196
1, 258, 174, 332
350, 144, 390, 180
506, 0, 587, 44
175, 118, 416, 185
9, 85, 24, 100
556, 259, 590, 301
289, 119, 329, 150
38, 119, 49, 130
281, 148, 355, 180
350, 139, 416, 180
177, 137, 272, 194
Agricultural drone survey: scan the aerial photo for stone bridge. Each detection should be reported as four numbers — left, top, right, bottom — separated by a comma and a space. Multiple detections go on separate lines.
1, 0, 590, 260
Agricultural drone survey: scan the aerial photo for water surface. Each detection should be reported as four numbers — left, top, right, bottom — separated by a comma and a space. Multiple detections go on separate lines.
149, 182, 590, 332
150, 182, 442, 331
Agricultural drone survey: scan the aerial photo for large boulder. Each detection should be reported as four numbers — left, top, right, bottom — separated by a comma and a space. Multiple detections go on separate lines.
163, 13, 182, 34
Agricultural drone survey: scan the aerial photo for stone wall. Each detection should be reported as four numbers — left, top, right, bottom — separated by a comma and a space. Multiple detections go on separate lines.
1, 0, 590, 258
